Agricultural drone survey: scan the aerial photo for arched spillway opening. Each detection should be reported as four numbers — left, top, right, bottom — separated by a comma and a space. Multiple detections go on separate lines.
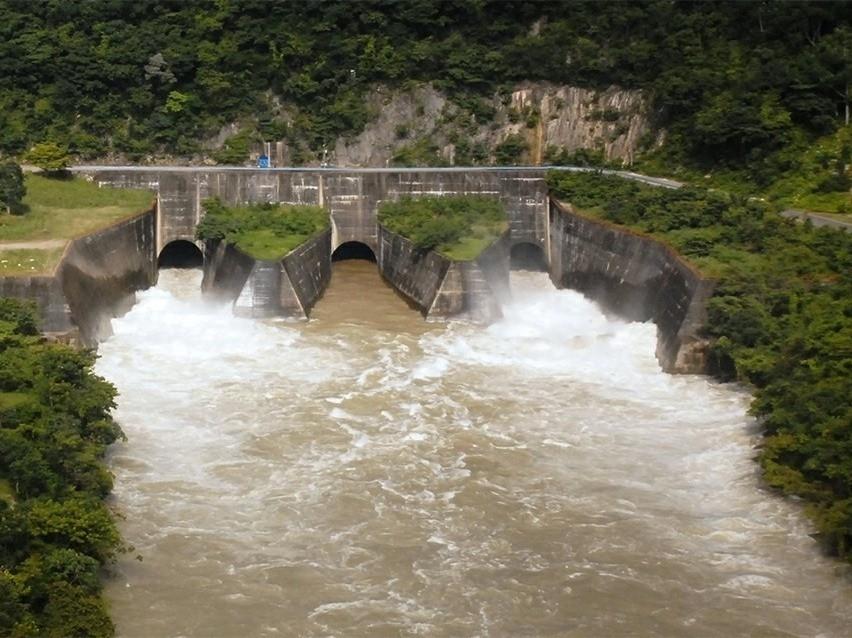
332, 241, 377, 262
158, 240, 204, 269
510, 242, 547, 271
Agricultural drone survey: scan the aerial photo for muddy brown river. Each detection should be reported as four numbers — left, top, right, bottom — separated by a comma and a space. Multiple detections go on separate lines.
97, 262, 852, 637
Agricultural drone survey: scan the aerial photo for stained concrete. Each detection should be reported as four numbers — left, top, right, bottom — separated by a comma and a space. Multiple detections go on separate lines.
78, 169, 548, 258
548, 199, 715, 373
63, 167, 715, 373
202, 229, 332, 319
378, 226, 509, 323
0, 208, 157, 344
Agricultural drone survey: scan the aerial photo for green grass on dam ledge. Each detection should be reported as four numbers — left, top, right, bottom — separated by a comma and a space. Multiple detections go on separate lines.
0, 174, 153, 276
377, 195, 508, 260
195, 198, 330, 261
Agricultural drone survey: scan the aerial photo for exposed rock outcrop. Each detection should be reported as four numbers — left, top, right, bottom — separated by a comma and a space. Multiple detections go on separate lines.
251, 82, 658, 168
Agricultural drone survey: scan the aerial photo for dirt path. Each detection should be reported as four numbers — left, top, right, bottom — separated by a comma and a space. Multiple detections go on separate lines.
0, 239, 67, 250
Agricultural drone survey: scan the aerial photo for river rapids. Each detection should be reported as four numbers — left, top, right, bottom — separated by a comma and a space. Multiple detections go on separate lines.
96, 263, 852, 637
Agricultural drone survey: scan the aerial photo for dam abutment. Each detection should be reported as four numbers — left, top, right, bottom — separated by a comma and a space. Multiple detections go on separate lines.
0, 207, 157, 344
547, 198, 715, 373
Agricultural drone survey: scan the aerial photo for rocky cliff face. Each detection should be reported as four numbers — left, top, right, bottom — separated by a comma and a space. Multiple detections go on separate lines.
254, 82, 657, 168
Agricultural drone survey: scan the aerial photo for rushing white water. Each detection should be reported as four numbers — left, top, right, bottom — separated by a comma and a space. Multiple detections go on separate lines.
98, 265, 852, 637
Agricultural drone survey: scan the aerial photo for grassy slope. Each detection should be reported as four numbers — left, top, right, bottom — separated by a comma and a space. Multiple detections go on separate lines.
235, 228, 321, 260
0, 175, 153, 274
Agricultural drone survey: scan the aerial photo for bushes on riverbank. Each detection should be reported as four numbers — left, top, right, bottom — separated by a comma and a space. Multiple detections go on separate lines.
547, 171, 852, 562
0, 299, 123, 637
195, 198, 328, 260
378, 195, 507, 260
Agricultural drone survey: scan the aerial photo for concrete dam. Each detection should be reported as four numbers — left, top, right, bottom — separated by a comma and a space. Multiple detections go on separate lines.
30, 167, 710, 372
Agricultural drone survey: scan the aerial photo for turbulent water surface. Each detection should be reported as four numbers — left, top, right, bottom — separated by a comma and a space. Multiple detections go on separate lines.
97, 262, 852, 637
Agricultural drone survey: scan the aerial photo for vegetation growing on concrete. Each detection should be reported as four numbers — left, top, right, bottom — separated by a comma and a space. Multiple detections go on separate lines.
548, 170, 852, 562
378, 195, 507, 260
196, 198, 329, 261
0, 298, 124, 637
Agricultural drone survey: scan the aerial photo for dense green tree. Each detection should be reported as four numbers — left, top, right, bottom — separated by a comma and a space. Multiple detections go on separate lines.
22, 143, 69, 175
0, 0, 849, 176
0, 300, 123, 636
0, 161, 25, 214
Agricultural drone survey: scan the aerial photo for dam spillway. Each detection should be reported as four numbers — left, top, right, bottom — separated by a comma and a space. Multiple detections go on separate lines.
95, 264, 852, 637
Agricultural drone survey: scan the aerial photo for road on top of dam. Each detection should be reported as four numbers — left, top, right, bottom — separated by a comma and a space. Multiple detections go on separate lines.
70, 164, 685, 190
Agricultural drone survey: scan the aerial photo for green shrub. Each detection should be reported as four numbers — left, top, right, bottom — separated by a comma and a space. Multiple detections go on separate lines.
196, 198, 328, 260
0, 299, 124, 636
493, 134, 527, 165
378, 195, 506, 259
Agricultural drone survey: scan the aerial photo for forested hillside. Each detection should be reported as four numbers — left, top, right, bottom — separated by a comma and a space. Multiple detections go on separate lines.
0, 0, 850, 182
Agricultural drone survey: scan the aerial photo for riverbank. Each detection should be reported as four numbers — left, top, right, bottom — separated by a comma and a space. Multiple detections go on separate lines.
0, 299, 123, 637
548, 170, 852, 562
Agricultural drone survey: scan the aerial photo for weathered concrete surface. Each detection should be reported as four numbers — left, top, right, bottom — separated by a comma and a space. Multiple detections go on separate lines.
59, 211, 158, 344
282, 229, 332, 315
378, 226, 509, 323
203, 229, 332, 319
548, 199, 715, 373
201, 240, 256, 303
0, 208, 157, 344
76, 168, 549, 258
0, 275, 69, 332
64, 167, 712, 374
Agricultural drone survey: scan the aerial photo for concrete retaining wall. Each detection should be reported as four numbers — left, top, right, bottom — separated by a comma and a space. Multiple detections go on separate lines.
0, 276, 69, 333
378, 225, 509, 323
0, 208, 157, 344
548, 199, 715, 373
202, 229, 332, 319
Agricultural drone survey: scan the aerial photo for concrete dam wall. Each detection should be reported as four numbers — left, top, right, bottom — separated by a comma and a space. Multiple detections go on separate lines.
378, 226, 510, 323
548, 199, 715, 373
0, 208, 157, 344
77, 168, 548, 256
202, 230, 332, 319
61, 167, 714, 372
